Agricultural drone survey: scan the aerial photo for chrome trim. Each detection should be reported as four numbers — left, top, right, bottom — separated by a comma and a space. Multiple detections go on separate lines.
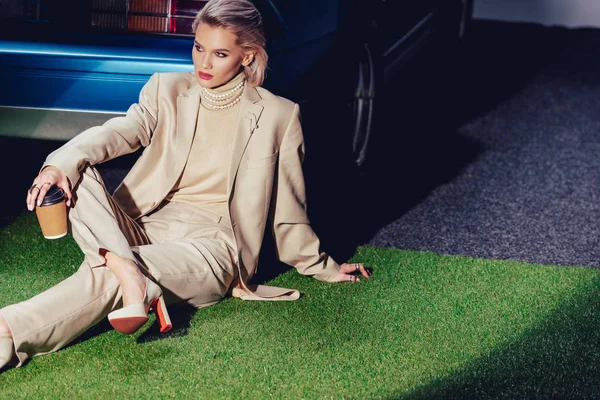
383, 29, 431, 83
0, 48, 185, 62
383, 13, 433, 59
0, 105, 127, 115
0, 106, 124, 140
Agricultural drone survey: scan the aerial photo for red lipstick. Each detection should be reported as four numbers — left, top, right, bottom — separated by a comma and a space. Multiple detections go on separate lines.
198, 71, 213, 80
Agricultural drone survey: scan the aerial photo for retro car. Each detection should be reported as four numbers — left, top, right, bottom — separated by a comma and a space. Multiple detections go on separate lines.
0, 0, 472, 167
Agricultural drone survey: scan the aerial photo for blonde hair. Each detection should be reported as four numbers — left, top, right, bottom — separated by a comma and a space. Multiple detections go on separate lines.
192, 0, 268, 87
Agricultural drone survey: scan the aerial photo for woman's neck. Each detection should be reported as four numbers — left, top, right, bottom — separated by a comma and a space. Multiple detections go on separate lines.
200, 71, 245, 111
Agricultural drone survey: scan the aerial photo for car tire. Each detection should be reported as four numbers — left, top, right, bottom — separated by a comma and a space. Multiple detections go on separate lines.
290, 32, 382, 177
350, 41, 378, 169
347, 0, 473, 172
342, 3, 385, 175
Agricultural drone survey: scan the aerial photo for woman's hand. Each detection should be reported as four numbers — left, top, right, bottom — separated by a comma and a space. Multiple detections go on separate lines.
26, 166, 72, 211
330, 262, 371, 283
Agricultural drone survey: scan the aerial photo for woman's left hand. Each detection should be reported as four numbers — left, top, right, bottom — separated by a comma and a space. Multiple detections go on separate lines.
331, 263, 371, 283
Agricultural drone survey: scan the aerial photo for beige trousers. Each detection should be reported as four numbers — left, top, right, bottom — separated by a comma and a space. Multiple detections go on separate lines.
1, 166, 237, 366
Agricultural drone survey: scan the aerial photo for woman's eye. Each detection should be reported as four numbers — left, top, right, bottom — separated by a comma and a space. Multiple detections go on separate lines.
194, 45, 203, 52
216, 52, 227, 58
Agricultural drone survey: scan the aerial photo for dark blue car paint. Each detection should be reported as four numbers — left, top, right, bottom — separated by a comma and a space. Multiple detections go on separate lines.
0, 0, 353, 113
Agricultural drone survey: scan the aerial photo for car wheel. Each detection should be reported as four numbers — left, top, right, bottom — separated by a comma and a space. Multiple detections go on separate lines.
296, 37, 382, 175
351, 42, 377, 168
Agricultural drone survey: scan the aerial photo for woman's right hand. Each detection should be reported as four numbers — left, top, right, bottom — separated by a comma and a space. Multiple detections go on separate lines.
26, 166, 72, 211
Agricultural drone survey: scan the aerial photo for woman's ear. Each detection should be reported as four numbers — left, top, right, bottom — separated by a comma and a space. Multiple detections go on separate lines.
242, 51, 256, 67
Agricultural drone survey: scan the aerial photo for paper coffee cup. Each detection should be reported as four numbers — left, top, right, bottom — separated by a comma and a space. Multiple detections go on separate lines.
35, 186, 68, 239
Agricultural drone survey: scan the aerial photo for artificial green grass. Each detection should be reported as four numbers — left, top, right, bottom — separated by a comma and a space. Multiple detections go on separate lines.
1, 211, 599, 398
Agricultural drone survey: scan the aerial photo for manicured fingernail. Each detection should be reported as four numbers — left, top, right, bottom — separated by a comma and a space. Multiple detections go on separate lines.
27, 204, 33, 211
37, 201, 41, 206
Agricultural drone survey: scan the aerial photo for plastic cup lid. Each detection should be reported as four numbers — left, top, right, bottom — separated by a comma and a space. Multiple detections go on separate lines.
40, 185, 66, 206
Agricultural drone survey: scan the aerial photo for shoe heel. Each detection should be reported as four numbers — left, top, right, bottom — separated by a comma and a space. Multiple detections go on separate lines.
151, 295, 172, 333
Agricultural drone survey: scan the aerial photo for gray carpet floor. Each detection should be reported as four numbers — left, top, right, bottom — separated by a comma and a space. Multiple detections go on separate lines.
367, 21, 600, 268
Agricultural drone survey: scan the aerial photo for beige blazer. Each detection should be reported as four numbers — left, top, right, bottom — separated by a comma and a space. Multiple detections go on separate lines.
44, 72, 340, 300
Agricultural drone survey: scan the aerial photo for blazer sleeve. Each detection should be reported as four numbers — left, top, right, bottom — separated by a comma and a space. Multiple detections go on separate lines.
42, 73, 160, 187
270, 103, 341, 282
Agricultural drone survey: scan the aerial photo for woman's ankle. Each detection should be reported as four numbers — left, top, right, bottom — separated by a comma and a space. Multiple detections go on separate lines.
104, 252, 143, 279
103, 252, 146, 306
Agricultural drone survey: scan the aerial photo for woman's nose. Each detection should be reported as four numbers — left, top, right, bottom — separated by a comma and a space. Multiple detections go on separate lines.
201, 55, 211, 70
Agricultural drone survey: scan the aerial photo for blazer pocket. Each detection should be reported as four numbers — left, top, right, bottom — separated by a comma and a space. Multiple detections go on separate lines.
246, 151, 279, 169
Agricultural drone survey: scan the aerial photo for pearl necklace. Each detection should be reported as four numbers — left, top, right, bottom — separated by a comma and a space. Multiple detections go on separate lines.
201, 79, 245, 110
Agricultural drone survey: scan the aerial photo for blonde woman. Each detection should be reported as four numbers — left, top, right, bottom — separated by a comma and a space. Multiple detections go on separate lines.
0, 0, 370, 371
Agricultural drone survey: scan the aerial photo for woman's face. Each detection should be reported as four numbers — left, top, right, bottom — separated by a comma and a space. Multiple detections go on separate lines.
192, 23, 254, 89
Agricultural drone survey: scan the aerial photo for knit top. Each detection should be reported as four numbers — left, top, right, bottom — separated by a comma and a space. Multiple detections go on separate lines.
166, 71, 246, 220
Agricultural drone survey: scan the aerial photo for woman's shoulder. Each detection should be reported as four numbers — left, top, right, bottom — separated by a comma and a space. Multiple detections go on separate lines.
150, 72, 197, 96
255, 86, 297, 115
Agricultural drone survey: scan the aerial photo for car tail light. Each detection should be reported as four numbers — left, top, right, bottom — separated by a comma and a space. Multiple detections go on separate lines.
128, 15, 168, 33
169, 0, 207, 34
91, 0, 206, 35
92, 0, 126, 13
171, 0, 206, 17
91, 11, 126, 30
0, 0, 206, 36
129, 0, 170, 14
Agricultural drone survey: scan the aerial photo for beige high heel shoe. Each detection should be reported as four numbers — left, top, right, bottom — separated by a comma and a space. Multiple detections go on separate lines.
108, 278, 172, 335
0, 337, 14, 370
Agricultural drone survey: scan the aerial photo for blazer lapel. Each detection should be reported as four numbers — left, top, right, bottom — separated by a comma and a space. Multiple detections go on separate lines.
172, 84, 201, 180
227, 83, 264, 197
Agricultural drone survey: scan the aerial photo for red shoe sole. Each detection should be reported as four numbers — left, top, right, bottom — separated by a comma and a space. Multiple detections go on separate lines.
109, 316, 148, 334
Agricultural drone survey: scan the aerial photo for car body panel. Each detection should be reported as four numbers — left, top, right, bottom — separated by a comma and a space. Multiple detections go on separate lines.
0, 33, 193, 112
0, 0, 462, 140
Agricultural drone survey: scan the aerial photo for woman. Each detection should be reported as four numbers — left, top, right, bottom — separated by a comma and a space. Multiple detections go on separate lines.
0, 0, 370, 370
